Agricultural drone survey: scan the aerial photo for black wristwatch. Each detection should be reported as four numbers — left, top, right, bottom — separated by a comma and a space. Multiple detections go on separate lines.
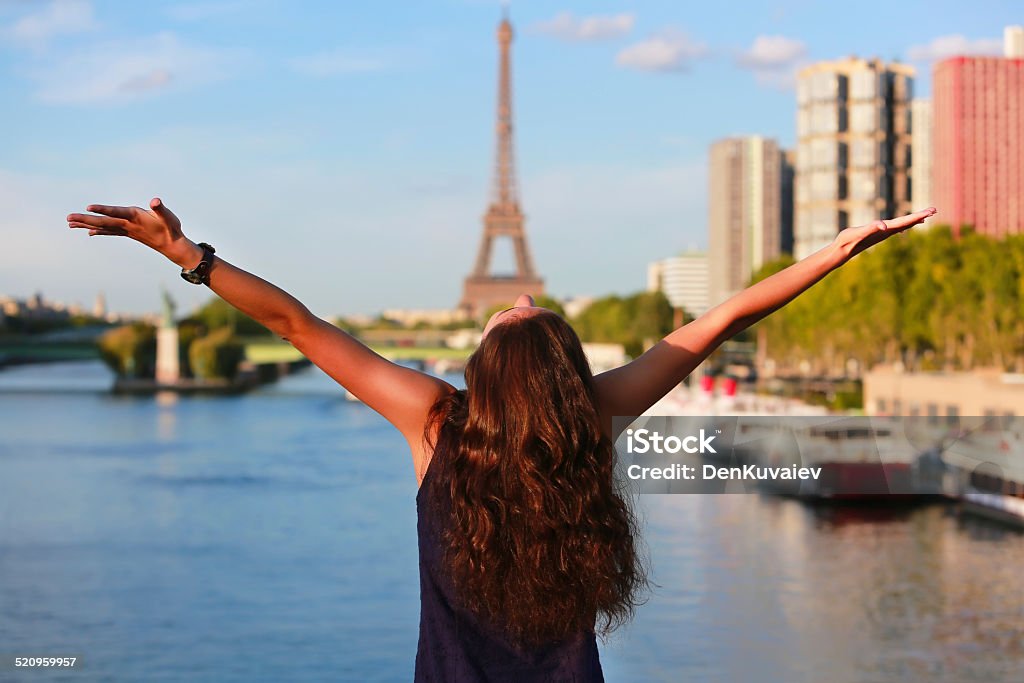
180, 242, 216, 285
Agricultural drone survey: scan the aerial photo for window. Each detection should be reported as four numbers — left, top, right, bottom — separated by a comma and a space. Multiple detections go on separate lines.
849, 204, 878, 228
850, 102, 877, 132
927, 403, 939, 425
810, 170, 838, 201
946, 405, 960, 426
850, 70, 878, 100
797, 144, 812, 171
797, 108, 811, 137
812, 71, 838, 100
797, 78, 811, 106
850, 138, 877, 167
796, 175, 810, 204
810, 138, 838, 166
849, 171, 877, 201
812, 103, 838, 134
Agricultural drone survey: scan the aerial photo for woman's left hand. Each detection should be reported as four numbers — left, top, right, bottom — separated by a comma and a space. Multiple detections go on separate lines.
67, 198, 199, 266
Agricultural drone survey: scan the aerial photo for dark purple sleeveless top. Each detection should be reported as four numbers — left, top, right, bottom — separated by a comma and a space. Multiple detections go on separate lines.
414, 453, 605, 682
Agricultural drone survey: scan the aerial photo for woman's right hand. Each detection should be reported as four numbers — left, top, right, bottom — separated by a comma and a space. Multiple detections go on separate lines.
67, 197, 202, 267
833, 207, 937, 260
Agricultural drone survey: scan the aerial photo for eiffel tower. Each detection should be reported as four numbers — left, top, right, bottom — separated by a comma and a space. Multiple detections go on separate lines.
458, 14, 544, 319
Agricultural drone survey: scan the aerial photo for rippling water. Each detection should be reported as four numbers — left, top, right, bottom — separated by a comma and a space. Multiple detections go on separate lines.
1, 362, 1022, 682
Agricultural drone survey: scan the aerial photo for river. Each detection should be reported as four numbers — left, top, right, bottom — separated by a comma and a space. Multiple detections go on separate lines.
1, 361, 1022, 682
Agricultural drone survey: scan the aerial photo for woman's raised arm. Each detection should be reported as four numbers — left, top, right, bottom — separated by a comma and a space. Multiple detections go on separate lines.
592, 208, 937, 437
68, 198, 454, 477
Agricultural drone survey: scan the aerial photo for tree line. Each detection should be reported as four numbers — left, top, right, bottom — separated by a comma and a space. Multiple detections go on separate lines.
751, 225, 1024, 376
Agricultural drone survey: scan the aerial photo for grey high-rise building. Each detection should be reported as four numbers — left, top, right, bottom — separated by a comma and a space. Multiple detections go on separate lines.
708, 136, 790, 307
794, 57, 915, 259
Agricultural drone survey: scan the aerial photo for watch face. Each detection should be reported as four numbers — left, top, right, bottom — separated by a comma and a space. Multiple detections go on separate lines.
180, 270, 204, 284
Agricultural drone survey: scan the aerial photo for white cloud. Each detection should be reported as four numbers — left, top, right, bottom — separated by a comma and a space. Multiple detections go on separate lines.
737, 35, 806, 69
531, 11, 634, 42
906, 34, 1002, 62
5, 0, 98, 49
288, 50, 386, 78
25, 31, 244, 105
615, 28, 708, 73
735, 35, 807, 91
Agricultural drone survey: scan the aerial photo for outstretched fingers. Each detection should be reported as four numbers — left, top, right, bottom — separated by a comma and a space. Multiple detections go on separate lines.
881, 207, 937, 231
67, 209, 130, 238
67, 213, 127, 228
84, 204, 138, 219
68, 222, 128, 236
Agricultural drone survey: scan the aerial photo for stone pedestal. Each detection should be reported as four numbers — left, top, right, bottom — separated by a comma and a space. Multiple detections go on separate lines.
156, 327, 180, 385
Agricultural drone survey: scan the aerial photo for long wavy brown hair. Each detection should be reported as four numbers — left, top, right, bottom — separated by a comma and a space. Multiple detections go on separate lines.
422, 310, 649, 650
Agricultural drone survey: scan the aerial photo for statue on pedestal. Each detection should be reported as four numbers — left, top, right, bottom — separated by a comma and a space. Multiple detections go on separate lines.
156, 288, 180, 383
160, 288, 177, 329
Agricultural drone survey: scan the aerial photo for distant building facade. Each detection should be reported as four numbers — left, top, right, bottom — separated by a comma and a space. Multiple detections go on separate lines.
780, 149, 795, 255
379, 308, 469, 327
708, 136, 788, 307
866, 365, 1024, 419
560, 295, 595, 320
93, 292, 107, 320
795, 57, 914, 259
1006, 25, 1024, 59
911, 99, 933, 212
648, 252, 710, 317
1, 293, 73, 321
933, 52, 1024, 238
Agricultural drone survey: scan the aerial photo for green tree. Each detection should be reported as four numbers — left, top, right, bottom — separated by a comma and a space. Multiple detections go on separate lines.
571, 291, 673, 357
753, 225, 1024, 375
97, 323, 157, 378
188, 326, 245, 380
333, 317, 363, 334
189, 298, 271, 337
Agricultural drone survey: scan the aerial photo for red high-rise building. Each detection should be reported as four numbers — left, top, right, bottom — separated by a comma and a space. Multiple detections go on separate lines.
933, 56, 1024, 238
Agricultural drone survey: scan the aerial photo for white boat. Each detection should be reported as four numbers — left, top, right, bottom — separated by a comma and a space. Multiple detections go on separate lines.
935, 425, 1024, 527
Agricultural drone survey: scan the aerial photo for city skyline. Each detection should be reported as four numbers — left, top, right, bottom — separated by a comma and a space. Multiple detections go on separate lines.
0, 0, 1017, 317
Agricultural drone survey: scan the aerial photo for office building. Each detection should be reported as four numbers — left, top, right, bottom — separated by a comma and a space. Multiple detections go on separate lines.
933, 51, 1024, 237
648, 252, 710, 318
795, 58, 914, 258
708, 136, 788, 306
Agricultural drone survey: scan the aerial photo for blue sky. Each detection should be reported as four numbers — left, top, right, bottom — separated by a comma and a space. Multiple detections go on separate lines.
0, 0, 1016, 317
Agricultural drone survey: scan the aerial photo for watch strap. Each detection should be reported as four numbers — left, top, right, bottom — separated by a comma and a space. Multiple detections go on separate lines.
180, 242, 216, 285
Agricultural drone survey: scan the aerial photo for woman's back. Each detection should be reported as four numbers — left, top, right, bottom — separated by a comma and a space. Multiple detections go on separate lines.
414, 448, 605, 682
